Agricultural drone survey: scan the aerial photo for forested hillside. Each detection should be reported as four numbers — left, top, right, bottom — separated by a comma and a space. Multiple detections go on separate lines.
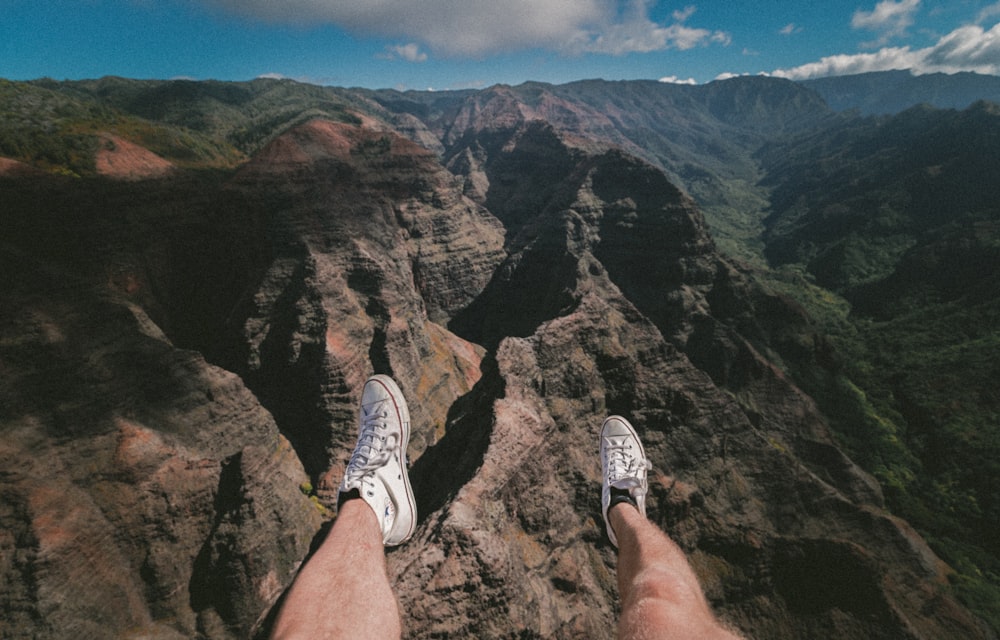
757, 100, 1000, 624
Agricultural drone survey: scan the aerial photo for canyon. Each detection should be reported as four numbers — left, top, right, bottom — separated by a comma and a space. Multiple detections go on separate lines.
1, 75, 998, 638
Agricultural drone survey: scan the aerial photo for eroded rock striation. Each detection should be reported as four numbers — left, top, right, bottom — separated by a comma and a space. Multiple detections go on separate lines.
221, 119, 506, 492
0, 94, 992, 640
0, 247, 321, 639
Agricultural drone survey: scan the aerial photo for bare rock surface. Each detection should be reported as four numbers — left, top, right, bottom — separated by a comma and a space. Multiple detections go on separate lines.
0, 156, 44, 177
222, 119, 506, 495
94, 133, 175, 180
0, 249, 321, 639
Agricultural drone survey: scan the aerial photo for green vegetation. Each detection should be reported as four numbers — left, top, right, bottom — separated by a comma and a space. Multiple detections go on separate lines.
0, 79, 238, 174
0, 79, 102, 174
756, 126, 1000, 628
754, 102, 1000, 629
846, 302, 1000, 584
0, 77, 368, 175
771, 271, 1000, 631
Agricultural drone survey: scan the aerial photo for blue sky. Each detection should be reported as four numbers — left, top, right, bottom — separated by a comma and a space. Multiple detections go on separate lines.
3, 0, 1000, 90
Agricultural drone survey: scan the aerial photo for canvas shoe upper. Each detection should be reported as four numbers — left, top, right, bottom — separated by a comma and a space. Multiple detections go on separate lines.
600, 415, 650, 547
339, 375, 416, 546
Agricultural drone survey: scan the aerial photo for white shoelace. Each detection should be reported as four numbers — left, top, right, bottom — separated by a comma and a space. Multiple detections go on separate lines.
344, 406, 397, 490
606, 441, 649, 494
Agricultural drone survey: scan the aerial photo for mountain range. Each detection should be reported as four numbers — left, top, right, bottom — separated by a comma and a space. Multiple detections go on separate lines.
1, 70, 998, 638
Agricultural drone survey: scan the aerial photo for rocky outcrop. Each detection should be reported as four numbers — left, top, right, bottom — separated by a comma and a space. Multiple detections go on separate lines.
0, 156, 44, 177
0, 245, 321, 639
435, 99, 880, 511
219, 119, 507, 496
396, 285, 967, 638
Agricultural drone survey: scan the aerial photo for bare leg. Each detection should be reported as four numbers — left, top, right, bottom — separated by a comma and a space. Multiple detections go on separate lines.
270, 499, 401, 640
611, 504, 742, 640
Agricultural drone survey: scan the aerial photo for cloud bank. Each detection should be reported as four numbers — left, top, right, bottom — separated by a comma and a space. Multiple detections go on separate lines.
851, 0, 920, 46
377, 43, 428, 62
659, 75, 697, 84
771, 21, 1000, 80
205, 0, 729, 57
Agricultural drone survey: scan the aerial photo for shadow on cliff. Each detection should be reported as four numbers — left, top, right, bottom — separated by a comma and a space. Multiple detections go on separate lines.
408, 354, 504, 523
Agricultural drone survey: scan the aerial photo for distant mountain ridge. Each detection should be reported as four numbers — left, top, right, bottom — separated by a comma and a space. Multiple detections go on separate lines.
801, 69, 1000, 114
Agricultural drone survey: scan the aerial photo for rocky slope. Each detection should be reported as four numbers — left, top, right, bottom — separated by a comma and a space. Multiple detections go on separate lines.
0, 79, 995, 639
1, 213, 322, 638
218, 118, 506, 490
369, 77, 837, 262
383, 109, 986, 639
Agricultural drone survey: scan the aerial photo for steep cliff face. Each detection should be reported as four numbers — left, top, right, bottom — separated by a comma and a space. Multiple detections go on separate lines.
218, 119, 507, 493
0, 233, 321, 639
0, 96, 992, 640
374, 77, 835, 263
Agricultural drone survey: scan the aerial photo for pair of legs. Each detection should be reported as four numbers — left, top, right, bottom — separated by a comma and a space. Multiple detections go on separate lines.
270, 377, 740, 640
270, 502, 739, 640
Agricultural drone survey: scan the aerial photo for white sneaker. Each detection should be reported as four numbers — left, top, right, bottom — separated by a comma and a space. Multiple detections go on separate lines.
339, 375, 416, 546
600, 415, 650, 547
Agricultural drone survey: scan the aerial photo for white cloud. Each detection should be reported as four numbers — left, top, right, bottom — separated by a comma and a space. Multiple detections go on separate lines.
924, 23, 1000, 71
852, 0, 921, 47
977, 2, 1000, 24
672, 5, 697, 22
770, 48, 922, 80
206, 0, 601, 56
205, 0, 730, 57
378, 43, 428, 62
779, 23, 802, 36
770, 21, 1000, 80
583, 21, 728, 55
659, 75, 697, 84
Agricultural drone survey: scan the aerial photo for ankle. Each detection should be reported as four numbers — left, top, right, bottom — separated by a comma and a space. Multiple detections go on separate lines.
337, 487, 361, 510
610, 486, 638, 510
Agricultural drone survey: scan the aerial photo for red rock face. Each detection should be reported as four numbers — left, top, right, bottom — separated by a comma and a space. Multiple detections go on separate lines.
0, 283, 322, 638
0, 156, 44, 177
0, 106, 990, 640
95, 133, 174, 180
222, 118, 507, 489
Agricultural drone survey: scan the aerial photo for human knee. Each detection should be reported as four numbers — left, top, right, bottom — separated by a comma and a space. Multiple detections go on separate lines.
626, 566, 708, 612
